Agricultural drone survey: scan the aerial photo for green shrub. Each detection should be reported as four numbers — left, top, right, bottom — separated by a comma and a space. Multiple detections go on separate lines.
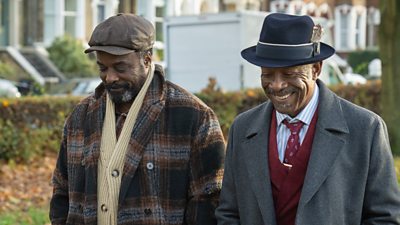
195, 78, 266, 136
347, 50, 379, 76
0, 119, 29, 161
0, 62, 17, 80
330, 80, 381, 114
47, 35, 98, 78
0, 96, 80, 162
0, 80, 397, 162
395, 157, 400, 184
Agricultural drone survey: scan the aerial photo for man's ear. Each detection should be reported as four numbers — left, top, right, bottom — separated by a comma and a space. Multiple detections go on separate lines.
144, 53, 152, 67
312, 61, 323, 80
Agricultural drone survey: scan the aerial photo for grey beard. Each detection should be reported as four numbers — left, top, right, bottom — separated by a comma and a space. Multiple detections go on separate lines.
108, 88, 137, 104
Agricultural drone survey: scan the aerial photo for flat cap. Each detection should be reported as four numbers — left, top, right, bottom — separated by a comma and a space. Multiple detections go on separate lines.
85, 13, 155, 55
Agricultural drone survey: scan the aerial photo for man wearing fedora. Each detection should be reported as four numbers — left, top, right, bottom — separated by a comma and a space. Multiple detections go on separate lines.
215, 13, 400, 225
50, 13, 225, 224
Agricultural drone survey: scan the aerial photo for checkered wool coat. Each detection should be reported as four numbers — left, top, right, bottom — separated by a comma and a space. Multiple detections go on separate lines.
50, 65, 226, 225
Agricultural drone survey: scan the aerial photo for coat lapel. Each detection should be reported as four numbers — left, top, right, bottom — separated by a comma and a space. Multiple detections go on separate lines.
83, 91, 106, 173
243, 102, 277, 225
82, 89, 106, 199
119, 73, 166, 203
298, 81, 349, 210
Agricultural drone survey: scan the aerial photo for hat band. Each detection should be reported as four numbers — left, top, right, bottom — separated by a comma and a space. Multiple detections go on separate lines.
256, 41, 320, 60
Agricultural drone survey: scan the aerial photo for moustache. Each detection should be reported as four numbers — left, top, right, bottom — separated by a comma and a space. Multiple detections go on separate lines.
265, 87, 297, 96
104, 82, 130, 91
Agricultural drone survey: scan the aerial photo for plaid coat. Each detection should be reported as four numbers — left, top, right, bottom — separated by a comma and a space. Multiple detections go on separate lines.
50, 65, 226, 225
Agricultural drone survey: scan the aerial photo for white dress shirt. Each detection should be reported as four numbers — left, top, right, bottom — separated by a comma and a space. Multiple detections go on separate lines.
275, 84, 319, 162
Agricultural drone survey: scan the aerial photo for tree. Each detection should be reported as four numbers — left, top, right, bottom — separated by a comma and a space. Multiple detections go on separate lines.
379, 0, 400, 155
47, 35, 98, 79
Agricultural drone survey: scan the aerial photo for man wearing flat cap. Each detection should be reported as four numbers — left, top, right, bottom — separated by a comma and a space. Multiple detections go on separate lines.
216, 13, 400, 225
50, 13, 225, 225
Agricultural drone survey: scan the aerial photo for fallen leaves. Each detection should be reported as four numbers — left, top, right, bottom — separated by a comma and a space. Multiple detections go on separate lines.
0, 154, 56, 213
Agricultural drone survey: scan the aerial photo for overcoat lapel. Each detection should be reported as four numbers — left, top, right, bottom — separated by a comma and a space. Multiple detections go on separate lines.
243, 102, 277, 225
298, 81, 349, 210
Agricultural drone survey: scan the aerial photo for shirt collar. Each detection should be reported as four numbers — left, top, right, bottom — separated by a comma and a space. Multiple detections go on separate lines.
276, 84, 319, 126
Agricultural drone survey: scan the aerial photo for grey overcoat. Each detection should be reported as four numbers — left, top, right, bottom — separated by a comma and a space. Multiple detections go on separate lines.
216, 80, 400, 225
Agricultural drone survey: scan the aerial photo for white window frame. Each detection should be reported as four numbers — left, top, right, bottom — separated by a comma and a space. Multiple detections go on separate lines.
154, 0, 165, 43
335, 4, 351, 51
91, 0, 118, 30
288, 0, 305, 15
317, 3, 332, 20
270, 0, 289, 14
335, 4, 366, 51
95, 0, 106, 24
351, 5, 366, 50
44, 0, 63, 46
64, 0, 78, 37
304, 2, 317, 17
367, 6, 380, 48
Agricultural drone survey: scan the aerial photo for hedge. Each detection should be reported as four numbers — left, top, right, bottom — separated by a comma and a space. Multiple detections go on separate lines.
0, 96, 81, 162
0, 80, 386, 162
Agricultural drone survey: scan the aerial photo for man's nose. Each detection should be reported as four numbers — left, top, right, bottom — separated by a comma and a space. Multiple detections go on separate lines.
105, 70, 119, 83
268, 75, 287, 91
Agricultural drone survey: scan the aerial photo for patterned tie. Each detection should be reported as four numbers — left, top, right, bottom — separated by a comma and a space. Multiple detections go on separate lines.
282, 120, 304, 166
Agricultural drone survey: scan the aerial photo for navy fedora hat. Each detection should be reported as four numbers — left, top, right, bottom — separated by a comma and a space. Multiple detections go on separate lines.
241, 13, 335, 68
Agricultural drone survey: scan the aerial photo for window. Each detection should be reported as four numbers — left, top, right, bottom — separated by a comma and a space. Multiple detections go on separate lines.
367, 7, 380, 48
318, 3, 331, 20
355, 15, 361, 48
155, 4, 164, 42
154, 0, 165, 61
65, 0, 76, 11
340, 13, 349, 49
353, 6, 366, 50
336, 4, 367, 51
290, 1, 304, 15
271, 0, 289, 14
335, 5, 351, 51
0, 0, 10, 45
64, 0, 77, 36
97, 0, 106, 23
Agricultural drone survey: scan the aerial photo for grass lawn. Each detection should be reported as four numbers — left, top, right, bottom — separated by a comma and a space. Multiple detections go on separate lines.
0, 207, 49, 225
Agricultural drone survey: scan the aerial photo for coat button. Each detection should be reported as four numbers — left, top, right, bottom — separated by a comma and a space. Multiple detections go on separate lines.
111, 169, 119, 177
146, 162, 154, 170
101, 204, 108, 212
144, 208, 152, 216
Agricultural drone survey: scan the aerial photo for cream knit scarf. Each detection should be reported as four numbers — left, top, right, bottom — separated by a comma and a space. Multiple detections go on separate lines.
98, 63, 154, 225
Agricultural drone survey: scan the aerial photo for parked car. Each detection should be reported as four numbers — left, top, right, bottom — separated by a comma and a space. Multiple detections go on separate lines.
320, 55, 366, 86
70, 78, 102, 96
344, 72, 367, 85
319, 58, 346, 86
51, 78, 102, 96
0, 79, 22, 98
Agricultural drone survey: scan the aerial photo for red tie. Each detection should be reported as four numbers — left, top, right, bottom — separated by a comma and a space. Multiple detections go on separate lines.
283, 120, 304, 166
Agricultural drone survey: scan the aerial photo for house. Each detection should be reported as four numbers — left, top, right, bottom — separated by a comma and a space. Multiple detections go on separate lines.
0, 0, 380, 87
267, 0, 380, 54
0, 0, 134, 85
